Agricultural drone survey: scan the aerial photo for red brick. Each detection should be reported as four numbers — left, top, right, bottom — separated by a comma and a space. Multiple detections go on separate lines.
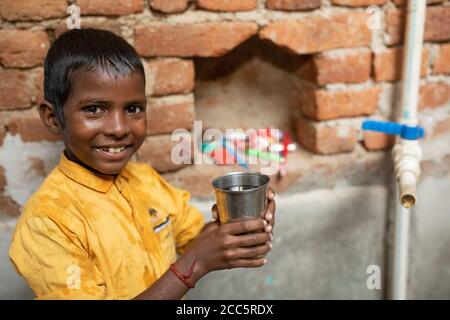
332, 0, 386, 6
296, 85, 380, 120
419, 82, 450, 110
0, 71, 35, 110
0, 0, 67, 21
392, 0, 442, 5
363, 131, 395, 151
259, 12, 371, 54
54, 21, 122, 38
77, 0, 144, 16
297, 49, 371, 85
146, 94, 195, 135
0, 166, 6, 190
421, 6, 449, 43
198, 0, 256, 11
296, 117, 357, 154
0, 30, 49, 68
385, 7, 450, 46
373, 47, 429, 82
135, 23, 258, 57
433, 44, 450, 75
36, 68, 45, 106
137, 133, 191, 173
145, 58, 194, 96
384, 10, 402, 46
164, 144, 390, 197
0, 194, 21, 217
6, 111, 62, 142
163, 152, 306, 197
266, 0, 321, 10
150, 0, 188, 13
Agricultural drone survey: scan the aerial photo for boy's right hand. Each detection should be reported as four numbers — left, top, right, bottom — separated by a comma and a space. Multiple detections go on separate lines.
189, 218, 271, 278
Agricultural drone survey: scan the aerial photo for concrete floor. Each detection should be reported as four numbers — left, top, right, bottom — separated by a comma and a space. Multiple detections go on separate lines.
409, 176, 450, 299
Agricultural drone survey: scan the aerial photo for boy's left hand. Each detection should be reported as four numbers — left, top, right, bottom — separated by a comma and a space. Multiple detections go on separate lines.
211, 187, 276, 238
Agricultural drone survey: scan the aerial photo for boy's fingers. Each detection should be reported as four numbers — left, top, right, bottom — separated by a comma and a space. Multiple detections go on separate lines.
264, 199, 276, 222
262, 188, 275, 219
266, 187, 275, 200
231, 243, 271, 259
261, 199, 276, 234
233, 231, 270, 247
225, 219, 267, 235
229, 257, 267, 269
211, 204, 219, 221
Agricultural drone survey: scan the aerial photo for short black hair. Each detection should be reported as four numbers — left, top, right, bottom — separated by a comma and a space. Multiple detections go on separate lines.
44, 28, 145, 126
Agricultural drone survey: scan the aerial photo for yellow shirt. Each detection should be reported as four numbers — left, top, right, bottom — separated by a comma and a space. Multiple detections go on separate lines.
9, 153, 204, 300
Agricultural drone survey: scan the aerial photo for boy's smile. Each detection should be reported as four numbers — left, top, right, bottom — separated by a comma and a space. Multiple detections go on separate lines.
61, 69, 147, 175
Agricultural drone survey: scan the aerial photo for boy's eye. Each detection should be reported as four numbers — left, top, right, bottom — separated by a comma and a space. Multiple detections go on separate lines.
83, 105, 103, 114
126, 105, 144, 114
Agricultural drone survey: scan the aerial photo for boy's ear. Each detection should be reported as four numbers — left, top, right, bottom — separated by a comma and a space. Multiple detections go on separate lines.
39, 101, 62, 136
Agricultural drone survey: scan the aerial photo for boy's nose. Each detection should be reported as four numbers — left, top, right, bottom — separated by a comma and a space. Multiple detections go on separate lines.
104, 111, 130, 138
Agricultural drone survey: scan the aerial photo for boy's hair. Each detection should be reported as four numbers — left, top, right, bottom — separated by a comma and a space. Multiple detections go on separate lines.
44, 28, 145, 126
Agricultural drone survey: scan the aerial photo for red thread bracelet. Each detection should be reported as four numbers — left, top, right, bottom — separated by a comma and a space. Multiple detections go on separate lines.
170, 260, 197, 289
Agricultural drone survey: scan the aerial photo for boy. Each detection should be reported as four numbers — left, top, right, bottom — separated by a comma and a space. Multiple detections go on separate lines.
8, 29, 275, 300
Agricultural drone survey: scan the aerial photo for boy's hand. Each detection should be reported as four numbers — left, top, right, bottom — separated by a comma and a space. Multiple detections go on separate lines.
180, 192, 277, 285
189, 219, 271, 277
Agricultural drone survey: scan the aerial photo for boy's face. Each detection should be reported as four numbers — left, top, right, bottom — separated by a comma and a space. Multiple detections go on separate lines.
62, 69, 147, 175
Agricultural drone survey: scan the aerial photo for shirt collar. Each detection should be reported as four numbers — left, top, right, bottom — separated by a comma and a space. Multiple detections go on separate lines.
58, 151, 116, 193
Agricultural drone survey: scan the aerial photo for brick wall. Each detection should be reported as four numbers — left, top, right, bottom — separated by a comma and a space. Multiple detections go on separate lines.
0, 0, 449, 213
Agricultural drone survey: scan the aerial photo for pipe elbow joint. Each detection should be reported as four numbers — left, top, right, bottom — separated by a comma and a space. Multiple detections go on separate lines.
398, 170, 418, 208
393, 141, 422, 208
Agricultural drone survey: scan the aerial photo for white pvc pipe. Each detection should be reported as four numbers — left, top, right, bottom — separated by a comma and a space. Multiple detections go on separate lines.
392, 203, 411, 299
390, 0, 426, 300
399, 0, 426, 125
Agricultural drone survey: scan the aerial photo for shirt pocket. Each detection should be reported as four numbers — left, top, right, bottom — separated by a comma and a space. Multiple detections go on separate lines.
150, 210, 177, 264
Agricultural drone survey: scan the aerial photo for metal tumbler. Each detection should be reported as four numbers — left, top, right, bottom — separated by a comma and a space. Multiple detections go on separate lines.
212, 172, 270, 224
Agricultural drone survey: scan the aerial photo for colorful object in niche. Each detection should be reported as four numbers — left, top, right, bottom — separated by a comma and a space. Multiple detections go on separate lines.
201, 128, 297, 177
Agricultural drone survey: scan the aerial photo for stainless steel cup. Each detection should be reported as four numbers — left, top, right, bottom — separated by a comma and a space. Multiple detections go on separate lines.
212, 172, 270, 224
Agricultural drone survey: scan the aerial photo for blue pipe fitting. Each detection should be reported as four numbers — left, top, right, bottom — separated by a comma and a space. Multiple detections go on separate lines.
362, 120, 425, 140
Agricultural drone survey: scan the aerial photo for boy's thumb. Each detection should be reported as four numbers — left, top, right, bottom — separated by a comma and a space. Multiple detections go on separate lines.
211, 204, 219, 221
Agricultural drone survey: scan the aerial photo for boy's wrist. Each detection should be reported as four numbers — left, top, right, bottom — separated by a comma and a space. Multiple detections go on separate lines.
175, 250, 207, 286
